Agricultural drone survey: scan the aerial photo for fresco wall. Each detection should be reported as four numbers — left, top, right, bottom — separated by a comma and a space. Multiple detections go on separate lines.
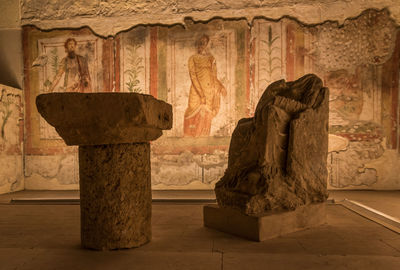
23, 9, 400, 190
0, 84, 23, 194
23, 27, 114, 189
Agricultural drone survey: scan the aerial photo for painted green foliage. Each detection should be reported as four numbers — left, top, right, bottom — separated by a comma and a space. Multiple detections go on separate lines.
50, 47, 59, 76
124, 40, 144, 93
260, 25, 281, 82
44, 47, 60, 91
0, 89, 14, 140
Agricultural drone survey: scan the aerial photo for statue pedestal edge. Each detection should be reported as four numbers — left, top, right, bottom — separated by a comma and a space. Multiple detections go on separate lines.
204, 203, 326, 241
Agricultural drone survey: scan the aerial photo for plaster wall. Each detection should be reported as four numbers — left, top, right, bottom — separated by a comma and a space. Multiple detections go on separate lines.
20, 0, 400, 37
0, 1, 24, 194
21, 6, 400, 191
1, 0, 395, 191
0, 84, 23, 194
0, 0, 23, 89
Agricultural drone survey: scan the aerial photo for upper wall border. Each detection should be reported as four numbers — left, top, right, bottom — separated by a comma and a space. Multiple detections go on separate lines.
20, 1, 400, 37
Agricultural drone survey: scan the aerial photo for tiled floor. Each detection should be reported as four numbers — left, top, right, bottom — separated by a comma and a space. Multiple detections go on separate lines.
0, 190, 216, 204
2, 189, 400, 220
0, 190, 399, 269
328, 190, 400, 220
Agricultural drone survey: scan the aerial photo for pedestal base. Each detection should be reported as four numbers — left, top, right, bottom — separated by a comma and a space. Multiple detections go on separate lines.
204, 203, 326, 241
79, 143, 151, 250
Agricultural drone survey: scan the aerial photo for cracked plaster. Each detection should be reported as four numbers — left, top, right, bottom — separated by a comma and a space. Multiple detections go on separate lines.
24, 153, 79, 189
328, 134, 349, 152
18, 2, 400, 191
328, 140, 386, 189
151, 150, 227, 188
21, 0, 400, 37
0, 84, 23, 194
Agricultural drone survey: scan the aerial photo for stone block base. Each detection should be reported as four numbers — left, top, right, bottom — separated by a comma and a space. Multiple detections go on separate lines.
203, 203, 326, 241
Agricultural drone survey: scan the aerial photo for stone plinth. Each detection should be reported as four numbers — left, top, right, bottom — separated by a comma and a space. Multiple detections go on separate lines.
204, 203, 326, 241
36, 93, 172, 250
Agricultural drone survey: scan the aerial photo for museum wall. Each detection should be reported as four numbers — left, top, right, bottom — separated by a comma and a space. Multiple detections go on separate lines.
0, 0, 24, 194
0, 84, 24, 194
0, 0, 396, 192
20, 0, 400, 36
0, 0, 23, 89
21, 4, 400, 191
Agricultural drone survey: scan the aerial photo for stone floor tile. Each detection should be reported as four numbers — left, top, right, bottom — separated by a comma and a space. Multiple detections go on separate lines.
223, 253, 400, 270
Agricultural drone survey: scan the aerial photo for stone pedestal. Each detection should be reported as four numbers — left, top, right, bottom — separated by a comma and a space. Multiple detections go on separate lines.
79, 143, 151, 250
36, 93, 172, 250
204, 203, 326, 241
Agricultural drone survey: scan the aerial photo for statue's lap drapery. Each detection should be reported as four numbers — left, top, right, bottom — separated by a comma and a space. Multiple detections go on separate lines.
215, 74, 329, 216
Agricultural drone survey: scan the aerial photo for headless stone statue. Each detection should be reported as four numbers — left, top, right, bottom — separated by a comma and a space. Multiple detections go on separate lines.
215, 74, 329, 216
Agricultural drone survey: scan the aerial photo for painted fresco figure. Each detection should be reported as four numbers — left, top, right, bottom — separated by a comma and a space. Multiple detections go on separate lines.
184, 34, 227, 137
325, 69, 362, 121
49, 38, 91, 92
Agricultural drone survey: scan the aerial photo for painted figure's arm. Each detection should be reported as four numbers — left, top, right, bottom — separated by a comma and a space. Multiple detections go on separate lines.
188, 56, 205, 103
49, 58, 66, 92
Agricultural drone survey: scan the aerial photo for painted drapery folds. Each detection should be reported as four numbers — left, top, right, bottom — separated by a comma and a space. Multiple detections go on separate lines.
23, 9, 400, 190
184, 34, 227, 137
215, 74, 329, 215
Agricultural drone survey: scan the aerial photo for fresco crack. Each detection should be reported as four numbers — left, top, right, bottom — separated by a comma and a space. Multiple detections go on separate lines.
151, 150, 227, 186
10, 177, 20, 192
24, 153, 79, 187
329, 141, 383, 188
0, 85, 23, 194
0, 89, 22, 141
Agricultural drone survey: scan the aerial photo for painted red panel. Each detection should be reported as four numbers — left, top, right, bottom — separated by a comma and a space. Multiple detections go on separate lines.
115, 37, 121, 92
150, 27, 158, 98
286, 24, 295, 81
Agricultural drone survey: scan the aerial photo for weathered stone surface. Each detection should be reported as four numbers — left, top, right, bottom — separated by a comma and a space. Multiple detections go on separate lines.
215, 74, 329, 216
20, 1, 400, 36
36, 93, 172, 145
204, 203, 326, 241
79, 143, 151, 250
36, 92, 172, 250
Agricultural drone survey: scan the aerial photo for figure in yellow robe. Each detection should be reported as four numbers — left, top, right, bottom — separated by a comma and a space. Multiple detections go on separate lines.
184, 35, 226, 137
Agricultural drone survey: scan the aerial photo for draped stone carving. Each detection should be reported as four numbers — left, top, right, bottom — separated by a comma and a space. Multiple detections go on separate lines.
215, 74, 329, 216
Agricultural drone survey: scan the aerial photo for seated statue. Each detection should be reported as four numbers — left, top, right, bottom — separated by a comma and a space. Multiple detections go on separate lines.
215, 74, 329, 216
